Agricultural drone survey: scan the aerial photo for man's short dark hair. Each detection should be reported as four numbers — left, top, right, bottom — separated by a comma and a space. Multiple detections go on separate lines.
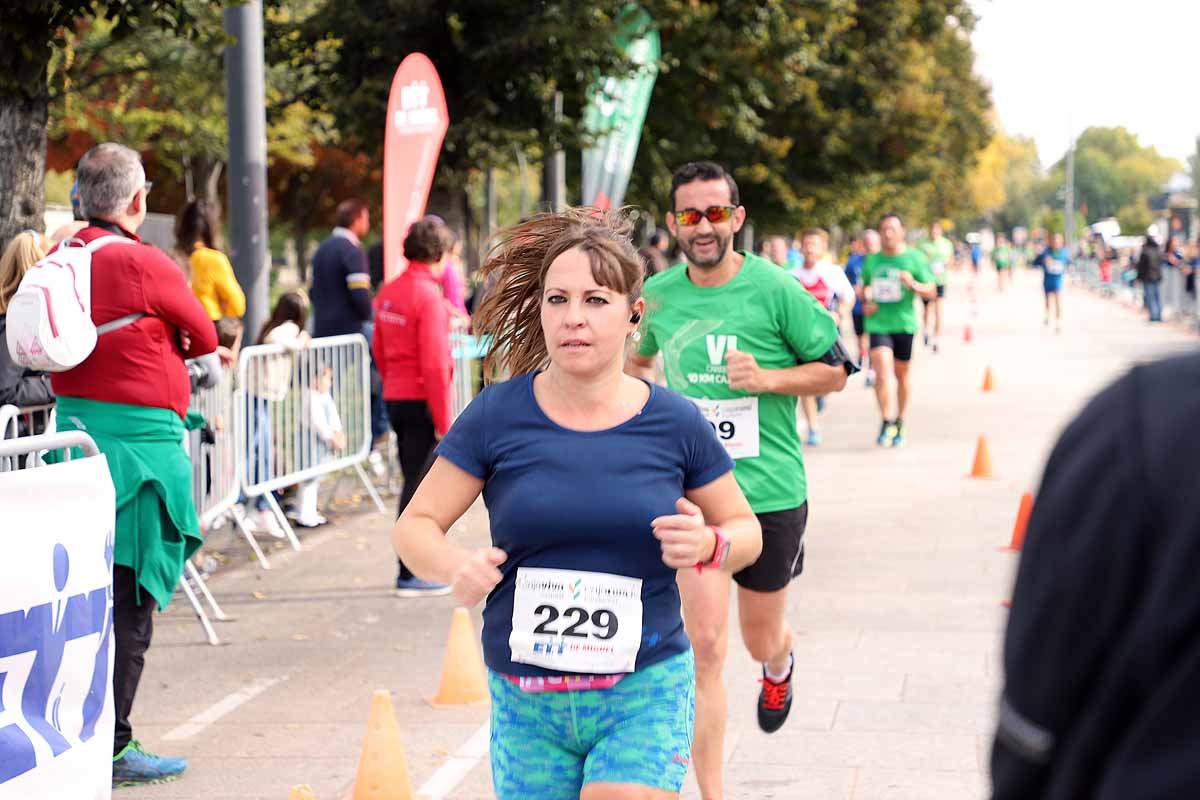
403, 218, 453, 263
670, 161, 739, 211
336, 198, 368, 228
879, 212, 904, 229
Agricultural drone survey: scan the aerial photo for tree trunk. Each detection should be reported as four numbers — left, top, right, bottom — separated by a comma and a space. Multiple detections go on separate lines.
205, 160, 224, 207
0, 79, 49, 252
294, 222, 308, 284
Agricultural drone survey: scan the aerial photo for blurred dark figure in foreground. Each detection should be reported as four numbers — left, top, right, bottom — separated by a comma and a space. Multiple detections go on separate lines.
991, 352, 1200, 798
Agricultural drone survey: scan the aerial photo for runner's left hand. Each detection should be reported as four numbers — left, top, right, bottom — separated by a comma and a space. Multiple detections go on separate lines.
899, 271, 915, 288
652, 498, 714, 569
726, 349, 769, 393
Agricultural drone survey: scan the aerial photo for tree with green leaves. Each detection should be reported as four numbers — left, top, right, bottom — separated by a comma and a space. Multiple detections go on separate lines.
47, 1, 336, 211
281, 0, 992, 235
0, 1, 212, 248
1043, 127, 1180, 226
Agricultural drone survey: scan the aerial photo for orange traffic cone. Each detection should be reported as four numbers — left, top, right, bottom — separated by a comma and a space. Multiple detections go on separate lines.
963, 324, 974, 343
352, 691, 414, 800
982, 367, 995, 392
425, 607, 488, 708
1002, 492, 1034, 551
289, 787, 315, 800
969, 435, 993, 478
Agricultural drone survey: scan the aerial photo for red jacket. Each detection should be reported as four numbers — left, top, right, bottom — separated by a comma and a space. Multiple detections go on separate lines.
372, 262, 453, 435
50, 223, 218, 418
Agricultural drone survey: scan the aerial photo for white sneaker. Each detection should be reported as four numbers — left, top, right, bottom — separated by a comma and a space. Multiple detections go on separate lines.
251, 509, 287, 539
368, 450, 387, 481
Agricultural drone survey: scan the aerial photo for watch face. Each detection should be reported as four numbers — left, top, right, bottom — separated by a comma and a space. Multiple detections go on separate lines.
717, 539, 732, 567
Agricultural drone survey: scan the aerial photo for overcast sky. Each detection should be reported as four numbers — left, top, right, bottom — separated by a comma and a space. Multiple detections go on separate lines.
970, 0, 1200, 168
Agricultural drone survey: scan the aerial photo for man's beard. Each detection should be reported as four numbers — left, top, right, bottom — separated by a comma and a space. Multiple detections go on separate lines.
680, 230, 730, 268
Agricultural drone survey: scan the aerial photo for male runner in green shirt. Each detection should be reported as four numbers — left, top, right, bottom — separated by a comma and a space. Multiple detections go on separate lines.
917, 221, 954, 352
863, 213, 938, 447
994, 233, 1013, 292
627, 161, 853, 800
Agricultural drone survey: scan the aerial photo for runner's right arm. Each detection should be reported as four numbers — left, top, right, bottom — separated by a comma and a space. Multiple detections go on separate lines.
392, 389, 497, 606
391, 455, 492, 604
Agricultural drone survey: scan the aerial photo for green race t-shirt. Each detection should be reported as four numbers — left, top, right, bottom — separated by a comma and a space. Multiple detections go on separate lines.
994, 244, 1012, 267
862, 248, 934, 335
638, 252, 839, 513
917, 236, 954, 285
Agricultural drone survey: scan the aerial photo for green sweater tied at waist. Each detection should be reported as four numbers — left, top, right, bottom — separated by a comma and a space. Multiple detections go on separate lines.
50, 396, 203, 609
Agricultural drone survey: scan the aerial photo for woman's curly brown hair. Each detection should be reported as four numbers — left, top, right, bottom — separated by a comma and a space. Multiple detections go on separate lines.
474, 207, 644, 378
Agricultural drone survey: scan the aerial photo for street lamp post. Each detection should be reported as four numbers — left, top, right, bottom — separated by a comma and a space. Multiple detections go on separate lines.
223, 0, 271, 340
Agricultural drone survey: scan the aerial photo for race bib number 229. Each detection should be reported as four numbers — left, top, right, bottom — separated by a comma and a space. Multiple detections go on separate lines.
510, 568, 643, 674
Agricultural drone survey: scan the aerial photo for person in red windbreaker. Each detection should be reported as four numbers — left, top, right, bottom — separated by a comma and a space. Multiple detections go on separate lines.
372, 216, 455, 597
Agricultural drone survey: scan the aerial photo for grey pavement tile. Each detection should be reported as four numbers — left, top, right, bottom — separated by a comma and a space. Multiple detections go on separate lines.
850, 767, 988, 800
732, 731, 979, 771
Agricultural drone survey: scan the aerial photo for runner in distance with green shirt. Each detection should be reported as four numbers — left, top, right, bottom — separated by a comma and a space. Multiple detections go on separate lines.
862, 213, 938, 447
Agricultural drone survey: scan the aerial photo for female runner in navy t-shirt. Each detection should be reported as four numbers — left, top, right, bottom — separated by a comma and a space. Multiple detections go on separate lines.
393, 209, 762, 800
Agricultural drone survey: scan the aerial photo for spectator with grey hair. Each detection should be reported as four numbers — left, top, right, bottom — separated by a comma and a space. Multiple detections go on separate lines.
47, 142, 218, 787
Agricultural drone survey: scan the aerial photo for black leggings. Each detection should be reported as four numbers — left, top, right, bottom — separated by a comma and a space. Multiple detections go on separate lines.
387, 400, 438, 581
113, 566, 155, 755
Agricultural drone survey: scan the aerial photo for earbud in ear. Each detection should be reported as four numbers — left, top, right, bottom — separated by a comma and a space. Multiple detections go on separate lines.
630, 312, 642, 324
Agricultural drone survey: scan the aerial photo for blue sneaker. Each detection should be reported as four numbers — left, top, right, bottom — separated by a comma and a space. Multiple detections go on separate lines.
891, 421, 906, 448
395, 576, 453, 598
806, 429, 822, 447
876, 420, 897, 447
112, 740, 187, 787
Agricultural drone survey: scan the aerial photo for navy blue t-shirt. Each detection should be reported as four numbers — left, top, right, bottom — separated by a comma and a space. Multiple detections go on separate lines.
436, 372, 734, 677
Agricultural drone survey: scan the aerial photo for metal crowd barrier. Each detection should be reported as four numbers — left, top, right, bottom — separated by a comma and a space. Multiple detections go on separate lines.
237, 333, 385, 556
450, 332, 490, 420
0, 402, 55, 441
183, 366, 242, 645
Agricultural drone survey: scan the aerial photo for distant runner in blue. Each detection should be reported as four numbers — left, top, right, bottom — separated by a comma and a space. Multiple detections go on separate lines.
1035, 232, 1070, 333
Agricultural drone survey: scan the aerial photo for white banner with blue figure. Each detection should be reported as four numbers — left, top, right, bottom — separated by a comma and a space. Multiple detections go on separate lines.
0, 456, 116, 800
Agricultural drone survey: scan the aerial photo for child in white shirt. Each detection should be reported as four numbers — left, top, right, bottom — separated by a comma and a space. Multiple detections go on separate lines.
295, 364, 345, 527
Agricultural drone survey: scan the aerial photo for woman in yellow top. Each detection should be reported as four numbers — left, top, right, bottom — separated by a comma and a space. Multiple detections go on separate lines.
176, 199, 246, 321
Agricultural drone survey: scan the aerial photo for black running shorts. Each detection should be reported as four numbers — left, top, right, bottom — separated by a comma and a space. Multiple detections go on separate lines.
869, 332, 915, 361
733, 503, 809, 593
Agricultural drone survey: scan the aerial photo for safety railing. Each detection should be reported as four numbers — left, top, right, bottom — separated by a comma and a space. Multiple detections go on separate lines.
450, 332, 490, 420
0, 402, 55, 441
183, 365, 241, 645
1073, 256, 1200, 329
236, 333, 386, 556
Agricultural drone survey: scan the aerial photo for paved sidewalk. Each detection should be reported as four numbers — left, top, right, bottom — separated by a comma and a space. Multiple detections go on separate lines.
132, 268, 1195, 800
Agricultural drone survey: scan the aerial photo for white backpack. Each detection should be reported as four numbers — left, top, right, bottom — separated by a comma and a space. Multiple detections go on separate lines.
6, 235, 142, 372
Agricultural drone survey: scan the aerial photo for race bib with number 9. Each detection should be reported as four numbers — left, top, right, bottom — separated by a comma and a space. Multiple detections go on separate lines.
510, 568, 643, 674
691, 396, 760, 459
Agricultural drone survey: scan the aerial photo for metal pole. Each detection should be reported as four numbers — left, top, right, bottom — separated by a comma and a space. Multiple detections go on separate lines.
543, 92, 566, 212
223, 1, 271, 341
1064, 134, 1075, 251
485, 167, 497, 239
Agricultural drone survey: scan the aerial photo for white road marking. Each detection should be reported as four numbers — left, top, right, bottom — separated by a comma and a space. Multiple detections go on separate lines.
416, 721, 490, 799
162, 676, 284, 741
